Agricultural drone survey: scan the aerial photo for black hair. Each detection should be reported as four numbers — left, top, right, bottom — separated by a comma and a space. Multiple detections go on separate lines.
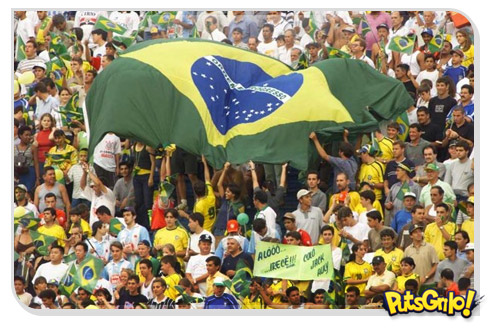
320, 225, 335, 235
252, 218, 266, 233
205, 255, 221, 267
286, 286, 299, 297
38, 289, 57, 301
40, 77, 56, 90
409, 123, 422, 132
71, 27, 83, 41
95, 205, 111, 216
193, 180, 206, 197
396, 63, 409, 73
380, 228, 395, 239
254, 190, 268, 204
411, 205, 425, 213
189, 212, 205, 227
262, 23, 274, 34
458, 277, 471, 291
400, 257, 416, 268
346, 286, 360, 296
441, 268, 454, 281
18, 125, 32, 136
33, 82, 48, 93
284, 231, 302, 241
423, 144, 438, 155
366, 210, 382, 222
359, 190, 376, 204
74, 242, 88, 253
348, 243, 364, 262
416, 106, 430, 114
225, 183, 241, 199
43, 207, 56, 217
405, 279, 419, 292
338, 142, 354, 158
431, 186, 444, 196
91, 28, 108, 40
14, 275, 26, 285
139, 258, 153, 270
164, 208, 179, 219
456, 140, 470, 151
337, 206, 353, 220
435, 202, 450, 213
443, 240, 457, 251
52, 14, 66, 27
461, 84, 474, 94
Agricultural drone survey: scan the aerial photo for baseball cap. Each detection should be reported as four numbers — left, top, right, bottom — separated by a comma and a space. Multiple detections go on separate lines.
448, 140, 458, 147
408, 224, 424, 234
296, 189, 312, 200
122, 206, 136, 215
338, 190, 348, 202
15, 184, 28, 192
213, 276, 226, 286
33, 63, 47, 71
139, 240, 151, 247
463, 243, 474, 252
199, 233, 213, 243
404, 192, 417, 199
227, 220, 239, 233
450, 48, 464, 57
342, 26, 355, 33
397, 163, 413, 174
424, 163, 440, 172
358, 144, 378, 157
47, 279, 59, 287
372, 256, 385, 265
376, 23, 389, 31
421, 28, 434, 37
283, 212, 296, 221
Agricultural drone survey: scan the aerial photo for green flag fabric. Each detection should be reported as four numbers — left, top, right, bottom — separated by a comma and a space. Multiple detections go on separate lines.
307, 12, 318, 39
109, 218, 123, 235
113, 35, 136, 49
57, 92, 84, 125
151, 11, 177, 28
63, 252, 77, 264
360, 18, 371, 37
396, 181, 411, 201
94, 15, 127, 34
253, 241, 334, 280
74, 255, 104, 292
16, 35, 26, 61
85, 39, 413, 170
189, 24, 199, 38
388, 35, 416, 54
30, 230, 57, 256
326, 47, 352, 59
428, 33, 444, 53
59, 264, 78, 297
396, 111, 410, 141
50, 33, 68, 56
223, 259, 253, 298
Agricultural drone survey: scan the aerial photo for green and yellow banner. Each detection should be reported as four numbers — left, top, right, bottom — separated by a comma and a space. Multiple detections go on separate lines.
253, 241, 334, 280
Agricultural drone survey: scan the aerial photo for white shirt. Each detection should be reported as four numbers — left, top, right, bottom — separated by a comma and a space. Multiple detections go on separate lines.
189, 230, 216, 253
343, 221, 370, 251
355, 54, 375, 69
93, 133, 122, 172
258, 18, 292, 42
15, 17, 35, 60
401, 51, 421, 77
186, 254, 212, 296
278, 46, 294, 65
82, 185, 116, 226
255, 206, 277, 239
32, 262, 69, 285
257, 40, 279, 58
141, 277, 155, 300
416, 70, 440, 95
207, 29, 227, 42
109, 11, 140, 36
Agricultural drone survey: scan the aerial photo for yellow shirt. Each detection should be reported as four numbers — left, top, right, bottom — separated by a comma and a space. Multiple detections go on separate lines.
44, 144, 78, 172
242, 294, 265, 309
318, 224, 341, 247
163, 273, 182, 300
205, 271, 230, 297
462, 44, 474, 67
38, 224, 67, 247
69, 219, 92, 237
424, 222, 456, 260
395, 273, 420, 292
344, 261, 373, 296
355, 200, 384, 219
267, 279, 293, 309
153, 226, 189, 263
461, 219, 474, 243
329, 191, 361, 212
377, 137, 394, 161
358, 161, 385, 200
193, 182, 216, 232
374, 248, 404, 275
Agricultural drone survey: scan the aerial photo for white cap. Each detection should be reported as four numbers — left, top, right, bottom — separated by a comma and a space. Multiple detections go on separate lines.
296, 189, 312, 200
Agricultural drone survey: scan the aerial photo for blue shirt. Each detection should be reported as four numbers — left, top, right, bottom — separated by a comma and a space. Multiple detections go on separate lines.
392, 209, 412, 234
227, 16, 259, 43
446, 101, 474, 122
329, 156, 358, 193
443, 65, 467, 86
204, 293, 239, 309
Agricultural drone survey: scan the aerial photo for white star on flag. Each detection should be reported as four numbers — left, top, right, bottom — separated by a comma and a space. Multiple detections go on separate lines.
245, 117, 249, 121
210, 85, 214, 89
224, 89, 227, 93
260, 111, 265, 114
211, 96, 215, 101
192, 72, 197, 75
263, 83, 268, 86
201, 74, 207, 78
210, 77, 213, 80
206, 62, 212, 66
267, 103, 272, 107
235, 116, 240, 119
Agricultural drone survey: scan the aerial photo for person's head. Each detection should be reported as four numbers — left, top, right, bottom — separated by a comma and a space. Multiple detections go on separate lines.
416, 106, 430, 125
162, 243, 176, 257
49, 245, 64, 263
253, 190, 268, 209
160, 254, 178, 275
14, 276, 26, 294
52, 14, 66, 30
224, 183, 240, 202
231, 27, 244, 43
436, 76, 451, 97
225, 236, 241, 255
283, 213, 297, 232
247, 37, 258, 52
403, 192, 417, 211
85, 69, 97, 83
77, 287, 91, 301
346, 286, 360, 305
311, 288, 326, 304
267, 11, 281, 23
435, 202, 450, 222
456, 29, 472, 51
459, 84, 474, 104
464, 243, 474, 262
91, 28, 107, 43
454, 231, 470, 251
306, 171, 320, 190
110, 241, 124, 261
408, 123, 423, 142
275, 34, 285, 47
400, 257, 416, 275
371, 256, 386, 275
152, 277, 167, 297
205, 16, 218, 32
366, 210, 383, 229
422, 145, 439, 167
74, 242, 88, 262
39, 113, 55, 130
411, 205, 425, 224
443, 240, 458, 259
440, 268, 455, 285
350, 38, 366, 55
395, 64, 410, 80
306, 42, 321, 57
43, 207, 56, 223
285, 231, 302, 245
62, 302, 76, 309
395, 163, 411, 181
464, 196, 475, 218
39, 289, 57, 307
139, 258, 153, 278
33, 82, 48, 97
376, 23, 389, 39
118, 161, 131, 178
405, 279, 419, 294
262, 23, 274, 40
252, 218, 267, 236
188, 212, 205, 233
360, 190, 376, 209
454, 140, 470, 161
17, 126, 32, 145
336, 172, 350, 192
451, 106, 465, 126
59, 88, 72, 107
193, 180, 207, 198
101, 54, 114, 69
91, 221, 107, 238
33, 63, 46, 80
206, 256, 221, 275
95, 205, 112, 223
349, 242, 367, 262
127, 274, 140, 294
380, 229, 396, 250
458, 277, 471, 293
122, 206, 136, 227
421, 28, 433, 45
338, 206, 354, 227
386, 122, 400, 140
286, 286, 301, 305
34, 276, 47, 293
94, 288, 112, 305
137, 240, 151, 258
321, 225, 335, 245
284, 29, 295, 47
424, 53, 436, 70
390, 11, 403, 27
198, 234, 213, 255
105, 42, 116, 56
52, 129, 67, 148
428, 186, 444, 206
69, 56, 83, 74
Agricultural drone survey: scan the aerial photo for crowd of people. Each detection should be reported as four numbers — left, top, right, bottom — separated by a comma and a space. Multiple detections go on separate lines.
13, 10, 475, 310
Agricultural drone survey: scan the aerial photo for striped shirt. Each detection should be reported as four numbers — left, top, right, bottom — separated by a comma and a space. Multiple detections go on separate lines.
148, 296, 175, 309
16, 56, 46, 75
204, 293, 239, 309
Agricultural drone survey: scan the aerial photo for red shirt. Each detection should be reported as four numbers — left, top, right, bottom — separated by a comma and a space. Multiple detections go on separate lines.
36, 129, 55, 163
446, 282, 460, 296
282, 229, 313, 246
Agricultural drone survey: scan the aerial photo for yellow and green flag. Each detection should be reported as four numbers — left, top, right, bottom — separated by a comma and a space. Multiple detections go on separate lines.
396, 111, 410, 141
360, 17, 371, 37
223, 259, 253, 298
326, 47, 352, 59
30, 230, 57, 256
86, 39, 413, 170
307, 12, 318, 39
396, 181, 411, 201
16, 35, 27, 61
94, 15, 127, 34
189, 25, 199, 39
109, 218, 123, 235
59, 264, 78, 297
388, 35, 416, 54
74, 256, 104, 292
428, 33, 444, 53
50, 33, 68, 56
151, 11, 177, 28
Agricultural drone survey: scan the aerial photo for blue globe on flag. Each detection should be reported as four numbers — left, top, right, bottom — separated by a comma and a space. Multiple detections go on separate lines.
82, 266, 95, 281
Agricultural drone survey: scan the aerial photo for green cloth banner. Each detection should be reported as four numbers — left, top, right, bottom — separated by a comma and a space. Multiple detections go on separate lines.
253, 241, 334, 280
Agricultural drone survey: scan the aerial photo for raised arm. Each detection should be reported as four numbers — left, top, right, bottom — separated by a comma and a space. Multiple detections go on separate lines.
309, 132, 330, 162
249, 160, 259, 189
217, 162, 230, 198
279, 162, 288, 188
202, 155, 211, 182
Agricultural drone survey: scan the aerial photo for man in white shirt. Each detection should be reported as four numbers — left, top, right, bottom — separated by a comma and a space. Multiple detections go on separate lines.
258, 11, 293, 42
93, 132, 121, 190
32, 245, 69, 285
186, 234, 214, 296
257, 23, 278, 58
187, 213, 216, 260
350, 38, 375, 69
204, 16, 227, 42
278, 29, 299, 65
15, 11, 35, 61
338, 206, 370, 251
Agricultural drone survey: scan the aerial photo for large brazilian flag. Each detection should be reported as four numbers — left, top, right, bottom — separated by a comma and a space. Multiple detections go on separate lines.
86, 39, 413, 170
